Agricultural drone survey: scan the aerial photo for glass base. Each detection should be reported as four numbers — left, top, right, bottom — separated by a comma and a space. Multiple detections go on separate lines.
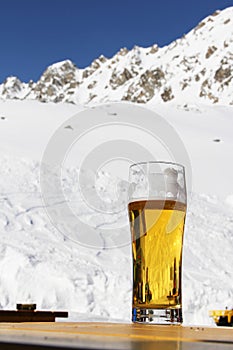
132, 307, 182, 324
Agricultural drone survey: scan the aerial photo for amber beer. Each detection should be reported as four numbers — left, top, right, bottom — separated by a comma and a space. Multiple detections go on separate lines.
128, 162, 187, 324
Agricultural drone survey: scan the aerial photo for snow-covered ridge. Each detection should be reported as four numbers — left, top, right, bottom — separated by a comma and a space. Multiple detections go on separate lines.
1, 7, 233, 105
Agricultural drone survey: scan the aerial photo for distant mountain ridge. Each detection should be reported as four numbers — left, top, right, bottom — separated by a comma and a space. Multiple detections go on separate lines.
1, 7, 233, 106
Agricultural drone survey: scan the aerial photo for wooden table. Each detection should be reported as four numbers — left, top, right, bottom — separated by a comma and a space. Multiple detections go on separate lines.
0, 322, 232, 349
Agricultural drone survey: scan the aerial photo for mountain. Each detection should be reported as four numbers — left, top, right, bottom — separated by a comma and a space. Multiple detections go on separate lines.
0, 7, 233, 327
1, 7, 233, 106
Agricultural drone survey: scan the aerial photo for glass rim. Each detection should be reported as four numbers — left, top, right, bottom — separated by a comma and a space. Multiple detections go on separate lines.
129, 160, 185, 171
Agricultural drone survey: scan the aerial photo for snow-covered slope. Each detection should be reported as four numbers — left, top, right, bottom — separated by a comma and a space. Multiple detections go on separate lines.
1, 7, 233, 106
0, 99, 232, 326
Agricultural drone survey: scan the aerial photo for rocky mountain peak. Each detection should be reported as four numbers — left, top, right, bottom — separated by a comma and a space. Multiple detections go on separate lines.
0, 76, 30, 100
1, 7, 233, 106
28, 60, 79, 103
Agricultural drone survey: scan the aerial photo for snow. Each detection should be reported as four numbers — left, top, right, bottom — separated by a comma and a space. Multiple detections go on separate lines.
226, 195, 233, 209
151, 102, 233, 197
0, 99, 232, 327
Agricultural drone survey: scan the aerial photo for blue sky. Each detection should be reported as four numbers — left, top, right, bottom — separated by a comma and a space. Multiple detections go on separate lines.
0, 0, 233, 82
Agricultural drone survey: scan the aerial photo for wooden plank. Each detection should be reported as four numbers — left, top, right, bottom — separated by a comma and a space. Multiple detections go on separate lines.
0, 322, 232, 349
0, 311, 68, 323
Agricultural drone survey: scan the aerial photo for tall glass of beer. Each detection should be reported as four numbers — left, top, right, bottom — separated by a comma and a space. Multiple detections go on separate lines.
128, 161, 187, 324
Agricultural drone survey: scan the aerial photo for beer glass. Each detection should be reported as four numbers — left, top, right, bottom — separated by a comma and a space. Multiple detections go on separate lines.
128, 161, 187, 324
